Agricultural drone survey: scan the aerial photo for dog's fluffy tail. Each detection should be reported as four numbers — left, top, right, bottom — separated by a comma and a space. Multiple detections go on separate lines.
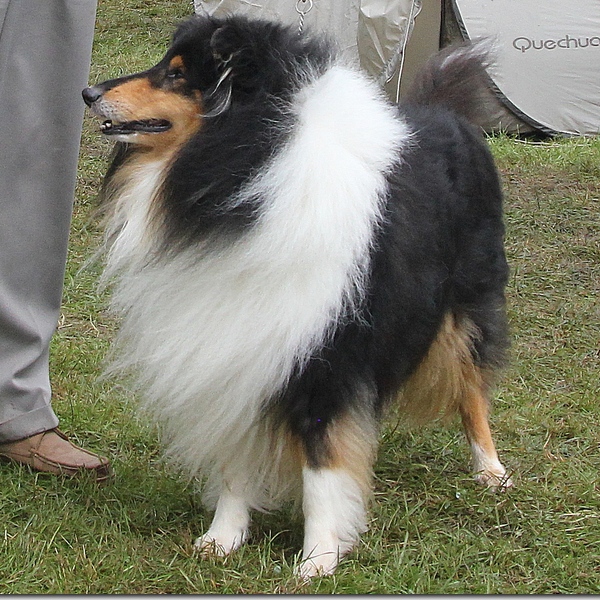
403, 39, 495, 127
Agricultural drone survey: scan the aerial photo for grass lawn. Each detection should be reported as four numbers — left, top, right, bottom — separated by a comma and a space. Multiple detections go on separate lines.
1, 0, 599, 593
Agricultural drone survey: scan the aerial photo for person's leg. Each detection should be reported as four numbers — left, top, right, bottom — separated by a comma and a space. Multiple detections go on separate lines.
0, 0, 108, 477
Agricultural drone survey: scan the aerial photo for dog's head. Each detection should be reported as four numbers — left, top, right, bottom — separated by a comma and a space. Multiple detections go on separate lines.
83, 15, 332, 150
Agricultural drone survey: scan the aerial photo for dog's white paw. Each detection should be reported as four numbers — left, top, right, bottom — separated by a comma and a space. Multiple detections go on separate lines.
474, 463, 513, 491
195, 490, 251, 557
294, 550, 340, 580
194, 525, 249, 557
470, 444, 513, 491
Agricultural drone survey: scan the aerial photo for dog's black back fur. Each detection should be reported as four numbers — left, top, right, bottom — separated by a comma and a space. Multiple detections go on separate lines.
278, 102, 508, 464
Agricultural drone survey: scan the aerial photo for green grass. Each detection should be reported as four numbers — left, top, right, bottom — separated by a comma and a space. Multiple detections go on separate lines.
1, 0, 599, 593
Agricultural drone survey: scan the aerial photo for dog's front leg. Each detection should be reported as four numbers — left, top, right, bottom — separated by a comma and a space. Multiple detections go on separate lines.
194, 487, 251, 556
296, 466, 367, 579
294, 413, 377, 579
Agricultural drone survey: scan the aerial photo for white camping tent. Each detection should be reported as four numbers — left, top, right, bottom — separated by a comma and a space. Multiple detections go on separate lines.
193, 0, 434, 100
194, 0, 600, 136
451, 0, 600, 136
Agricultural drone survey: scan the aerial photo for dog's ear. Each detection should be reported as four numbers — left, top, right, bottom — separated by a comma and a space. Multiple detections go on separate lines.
209, 22, 246, 67
207, 18, 297, 103
209, 20, 271, 95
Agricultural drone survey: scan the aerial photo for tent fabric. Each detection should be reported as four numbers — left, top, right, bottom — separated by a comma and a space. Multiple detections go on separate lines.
452, 0, 600, 136
194, 0, 600, 136
193, 0, 422, 100
356, 0, 422, 99
194, 0, 362, 57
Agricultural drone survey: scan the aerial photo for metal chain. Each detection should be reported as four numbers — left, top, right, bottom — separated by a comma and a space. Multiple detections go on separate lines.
194, 0, 314, 36
295, 0, 314, 34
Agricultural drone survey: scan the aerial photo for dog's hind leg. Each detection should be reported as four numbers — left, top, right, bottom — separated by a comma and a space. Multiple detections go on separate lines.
295, 411, 378, 579
398, 313, 511, 490
458, 370, 513, 490
452, 315, 512, 490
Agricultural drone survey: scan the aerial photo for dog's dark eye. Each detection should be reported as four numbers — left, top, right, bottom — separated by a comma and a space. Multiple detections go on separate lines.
167, 68, 185, 80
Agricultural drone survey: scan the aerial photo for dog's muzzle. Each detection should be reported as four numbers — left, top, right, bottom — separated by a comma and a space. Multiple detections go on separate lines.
82, 86, 172, 136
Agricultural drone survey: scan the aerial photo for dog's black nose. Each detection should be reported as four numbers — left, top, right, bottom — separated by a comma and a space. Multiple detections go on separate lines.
82, 86, 102, 106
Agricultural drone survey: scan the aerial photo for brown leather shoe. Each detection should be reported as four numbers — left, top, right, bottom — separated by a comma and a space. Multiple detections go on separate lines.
0, 428, 112, 482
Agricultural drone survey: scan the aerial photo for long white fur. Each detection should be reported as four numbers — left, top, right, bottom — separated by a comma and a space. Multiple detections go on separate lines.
298, 466, 369, 578
194, 487, 251, 555
102, 63, 412, 510
103, 160, 167, 271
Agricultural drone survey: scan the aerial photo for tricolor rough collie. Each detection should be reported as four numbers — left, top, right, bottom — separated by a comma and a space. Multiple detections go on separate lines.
83, 15, 512, 578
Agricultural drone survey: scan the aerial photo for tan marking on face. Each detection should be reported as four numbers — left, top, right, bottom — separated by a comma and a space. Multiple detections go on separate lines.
101, 76, 202, 153
168, 55, 186, 73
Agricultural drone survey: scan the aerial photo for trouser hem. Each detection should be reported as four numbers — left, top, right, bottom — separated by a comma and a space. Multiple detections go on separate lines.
0, 404, 59, 444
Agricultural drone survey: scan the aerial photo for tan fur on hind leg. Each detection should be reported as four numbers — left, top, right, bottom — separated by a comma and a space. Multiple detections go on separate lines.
458, 368, 513, 490
396, 312, 479, 425
397, 312, 511, 489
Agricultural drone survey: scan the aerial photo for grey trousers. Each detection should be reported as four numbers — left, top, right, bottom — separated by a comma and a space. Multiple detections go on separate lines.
0, 0, 97, 443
